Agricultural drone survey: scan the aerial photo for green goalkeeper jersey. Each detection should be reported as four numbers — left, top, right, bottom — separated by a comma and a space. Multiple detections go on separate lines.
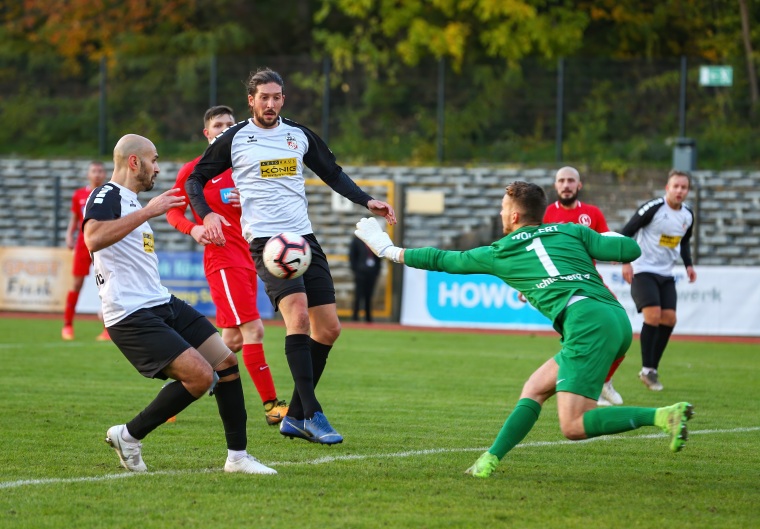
403, 223, 641, 325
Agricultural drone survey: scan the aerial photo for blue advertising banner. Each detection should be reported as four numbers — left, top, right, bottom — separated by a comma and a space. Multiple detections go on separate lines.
156, 251, 274, 320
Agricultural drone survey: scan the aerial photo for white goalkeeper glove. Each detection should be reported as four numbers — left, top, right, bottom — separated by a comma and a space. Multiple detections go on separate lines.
355, 217, 403, 263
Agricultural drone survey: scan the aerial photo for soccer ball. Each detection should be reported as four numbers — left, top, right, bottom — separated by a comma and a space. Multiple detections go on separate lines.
262, 232, 312, 279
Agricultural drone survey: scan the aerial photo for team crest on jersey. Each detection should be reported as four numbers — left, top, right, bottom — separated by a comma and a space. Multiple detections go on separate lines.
578, 214, 592, 226
286, 133, 298, 150
142, 233, 155, 253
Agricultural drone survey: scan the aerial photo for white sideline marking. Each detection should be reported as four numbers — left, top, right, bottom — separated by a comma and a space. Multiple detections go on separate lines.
1, 426, 758, 490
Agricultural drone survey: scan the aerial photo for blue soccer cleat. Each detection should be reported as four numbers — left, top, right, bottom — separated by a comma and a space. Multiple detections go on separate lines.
303, 412, 343, 445
279, 416, 313, 441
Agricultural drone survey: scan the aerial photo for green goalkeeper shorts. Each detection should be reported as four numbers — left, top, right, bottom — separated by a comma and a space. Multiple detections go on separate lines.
553, 298, 632, 400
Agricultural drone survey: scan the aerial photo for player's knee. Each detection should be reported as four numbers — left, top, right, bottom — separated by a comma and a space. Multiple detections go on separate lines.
223, 334, 243, 353
287, 312, 312, 334
559, 420, 586, 441
314, 321, 341, 344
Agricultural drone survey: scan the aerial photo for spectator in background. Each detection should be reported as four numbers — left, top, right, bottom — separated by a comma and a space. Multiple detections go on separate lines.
543, 166, 624, 407
167, 105, 287, 426
62, 161, 110, 341
349, 234, 382, 322
621, 170, 696, 392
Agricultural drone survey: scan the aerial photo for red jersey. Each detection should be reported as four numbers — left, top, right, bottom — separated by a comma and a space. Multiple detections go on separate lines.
166, 156, 254, 275
543, 201, 609, 234
71, 186, 92, 248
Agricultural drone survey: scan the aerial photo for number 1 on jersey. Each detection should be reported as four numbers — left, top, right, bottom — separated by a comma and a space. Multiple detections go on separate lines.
526, 238, 560, 276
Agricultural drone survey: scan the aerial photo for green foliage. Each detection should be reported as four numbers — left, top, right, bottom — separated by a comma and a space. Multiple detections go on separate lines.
0, 317, 759, 528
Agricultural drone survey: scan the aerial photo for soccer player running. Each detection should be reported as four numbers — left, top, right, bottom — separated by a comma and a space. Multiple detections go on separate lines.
167, 105, 288, 426
186, 68, 396, 444
355, 181, 694, 479
621, 170, 696, 391
62, 161, 110, 341
85, 134, 275, 475
543, 166, 624, 406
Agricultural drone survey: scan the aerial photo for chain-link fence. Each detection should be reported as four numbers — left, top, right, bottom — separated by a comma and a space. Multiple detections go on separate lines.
1, 54, 756, 168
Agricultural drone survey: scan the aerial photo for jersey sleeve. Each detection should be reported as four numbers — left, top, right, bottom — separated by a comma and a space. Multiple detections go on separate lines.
578, 225, 641, 263
404, 245, 495, 275
590, 205, 609, 233
166, 161, 198, 236
187, 125, 237, 219
679, 208, 694, 268
83, 185, 121, 224
621, 199, 661, 237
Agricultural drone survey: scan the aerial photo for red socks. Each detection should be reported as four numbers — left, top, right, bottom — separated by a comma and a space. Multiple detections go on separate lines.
64, 291, 79, 326
241, 343, 277, 403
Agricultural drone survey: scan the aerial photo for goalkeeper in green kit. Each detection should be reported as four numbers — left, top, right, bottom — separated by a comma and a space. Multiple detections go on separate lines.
355, 181, 694, 479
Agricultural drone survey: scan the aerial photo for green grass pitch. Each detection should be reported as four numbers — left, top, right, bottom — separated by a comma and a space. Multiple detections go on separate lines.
0, 316, 758, 528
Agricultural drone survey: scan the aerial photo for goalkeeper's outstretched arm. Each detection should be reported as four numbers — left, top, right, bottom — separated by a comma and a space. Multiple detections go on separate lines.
355, 217, 406, 263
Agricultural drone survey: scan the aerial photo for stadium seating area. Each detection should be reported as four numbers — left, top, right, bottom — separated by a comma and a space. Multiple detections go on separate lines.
1, 158, 757, 312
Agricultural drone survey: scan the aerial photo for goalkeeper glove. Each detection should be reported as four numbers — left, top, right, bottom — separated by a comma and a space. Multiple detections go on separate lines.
355, 217, 403, 263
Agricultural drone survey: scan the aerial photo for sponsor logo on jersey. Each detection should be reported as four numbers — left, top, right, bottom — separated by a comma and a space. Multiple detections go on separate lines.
143, 232, 155, 253
578, 213, 592, 226
220, 187, 235, 204
658, 234, 681, 249
246, 135, 257, 143
260, 158, 297, 178
286, 133, 298, 150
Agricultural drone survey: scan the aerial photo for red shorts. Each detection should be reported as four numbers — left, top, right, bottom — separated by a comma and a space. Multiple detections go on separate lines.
207, 267, 260, 328
72, 237, 93, 277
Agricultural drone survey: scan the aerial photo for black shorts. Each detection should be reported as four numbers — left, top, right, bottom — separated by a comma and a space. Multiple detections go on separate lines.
107, 296, 218, 379
250, 233, 336, 311
630, 272, 677, 313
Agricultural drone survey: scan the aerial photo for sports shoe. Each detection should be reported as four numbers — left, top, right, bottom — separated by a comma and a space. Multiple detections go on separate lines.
264, 399, 288, 425
61, 325, 74, 341
597, 395, 612, 406
601, 380, 624, 405
96, 329, 111, 341
224, 454, 277, 475
639, 370, 663, 391
655, 402, 695, 452
465, 452, 499, 478
279, 416, 313, 441
105, 425, 147, 472
303, 411, 343, 445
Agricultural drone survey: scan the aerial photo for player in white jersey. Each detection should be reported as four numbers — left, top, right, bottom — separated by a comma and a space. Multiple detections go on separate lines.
84, 134, 275, 475
186, 68, 396, 445
621, 170, 696, 391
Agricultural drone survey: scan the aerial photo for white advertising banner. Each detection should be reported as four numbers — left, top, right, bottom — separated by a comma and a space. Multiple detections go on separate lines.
401, 264, 760, 337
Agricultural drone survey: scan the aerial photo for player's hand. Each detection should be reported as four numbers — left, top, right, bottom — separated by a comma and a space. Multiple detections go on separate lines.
686, 265, 697, 283
355, 217, 403, 262
190, 225, 210, 246
203, 212, 231, 246
367, 199, 397, 226
622, 263, 633, 284
228, 187, 241, 208
65, 233, 75, 250
145, 188, 186, 217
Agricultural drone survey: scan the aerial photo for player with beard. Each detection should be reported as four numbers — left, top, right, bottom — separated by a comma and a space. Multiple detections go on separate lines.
543, 167, 624, 407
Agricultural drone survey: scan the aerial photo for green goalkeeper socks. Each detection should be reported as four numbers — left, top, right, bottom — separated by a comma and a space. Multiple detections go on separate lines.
582, 406, 656, 438
488, 398, 542, 459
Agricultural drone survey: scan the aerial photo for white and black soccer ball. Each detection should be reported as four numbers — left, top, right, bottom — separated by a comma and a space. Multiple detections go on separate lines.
262, 232, 312, 279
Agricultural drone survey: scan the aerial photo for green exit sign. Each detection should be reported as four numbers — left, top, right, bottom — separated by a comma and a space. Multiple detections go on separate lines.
699, 66, 733, 87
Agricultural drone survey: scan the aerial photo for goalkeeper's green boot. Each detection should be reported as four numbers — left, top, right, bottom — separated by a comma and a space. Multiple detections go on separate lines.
464, 452, 499, 478
655, 402, 694, 453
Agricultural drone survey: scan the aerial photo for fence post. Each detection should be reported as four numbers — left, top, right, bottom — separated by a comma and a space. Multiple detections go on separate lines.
98, 57, 107, 156
321, 56, 331, 144
555, 57, 564, 163
209, 54, 218, 108
437, 57, 445, 163
53, 175, 62, 247
678, 56, 687, 137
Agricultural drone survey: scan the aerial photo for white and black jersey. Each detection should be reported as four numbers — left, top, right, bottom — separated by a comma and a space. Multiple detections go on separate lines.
621, 197, 694, 277
185, 117, 373, 241
83, 182, 170, 326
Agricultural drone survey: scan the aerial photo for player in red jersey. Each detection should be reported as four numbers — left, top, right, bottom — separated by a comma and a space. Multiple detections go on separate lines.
62, 161, 110, 341
166, 105, 287, 425
543, 167, 624, 406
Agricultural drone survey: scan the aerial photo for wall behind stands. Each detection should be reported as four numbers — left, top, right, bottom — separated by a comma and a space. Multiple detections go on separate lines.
1, 159, 758, 320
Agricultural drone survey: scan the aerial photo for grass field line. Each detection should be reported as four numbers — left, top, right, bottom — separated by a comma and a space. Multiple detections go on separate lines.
2, 426, 758, 490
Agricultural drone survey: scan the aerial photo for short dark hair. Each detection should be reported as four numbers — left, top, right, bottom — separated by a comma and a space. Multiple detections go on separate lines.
667, 169, 691, 188
505, 181, 547, 224
203, 105, 234, 127
246, 68, 284, 97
